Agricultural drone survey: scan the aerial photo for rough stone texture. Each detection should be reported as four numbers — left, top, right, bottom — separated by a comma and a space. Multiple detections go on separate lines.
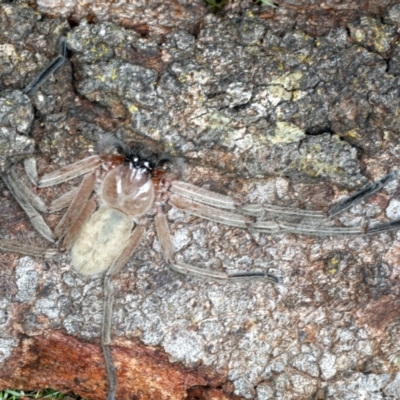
29, 0, 207, 38
0, 91, 35, 172
1, 1, 400, 399
0, 330, 232, 400
22, 0, 400, 37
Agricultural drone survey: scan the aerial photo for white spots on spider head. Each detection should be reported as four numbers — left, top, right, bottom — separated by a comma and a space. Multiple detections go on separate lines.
129, 165, 147, 182
15, 257, 38, 303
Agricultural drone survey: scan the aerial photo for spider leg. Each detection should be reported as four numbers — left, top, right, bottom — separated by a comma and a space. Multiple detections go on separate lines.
6, 167, 47, 212
49, 187, 79, 213
328, 172, 396, 217
0, 240, 59, 259
252, 220, 365, 236
168, 192, 337, 237
168, 193, 251, 228
2, 170, 53, 242
241, 203, 326, 220
154, 208, 280, 284
170, 173, 400, 237
170, 180, 326, 220
39, 155, 101, 187
53, 172, 96, 241
170, 181, 238, 210
101, 225, 146, 400
23, 36, 67, 96
365, 220, 400, 235
60, 198, 97, 249
24, 157, 38, 186
20, 37, 68, 186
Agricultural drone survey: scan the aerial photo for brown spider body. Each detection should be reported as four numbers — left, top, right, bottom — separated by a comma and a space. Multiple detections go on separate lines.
70, 137, 173, 275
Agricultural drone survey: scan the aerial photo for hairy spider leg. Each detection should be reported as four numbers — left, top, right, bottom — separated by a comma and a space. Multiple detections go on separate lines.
0, 156, 101, 255
154, 208, 280, 284
328, 172, 396, 217
0, 240, 59, 259
53, 172, 96, 241
49, 187, 79, 212
170, 180, 326, 220
60, 198, 97, 249
23, 36, 67, 96
39, 155, 101, 187
170, 173, 399, 237
7, 167, 47, 213
2, 169, 53, 242
101, 225, 146, 400
24, 157, 39, 186
168, 193, 252, 228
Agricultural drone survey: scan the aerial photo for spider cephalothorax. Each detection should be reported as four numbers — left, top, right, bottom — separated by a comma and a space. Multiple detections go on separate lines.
97, 136, 175, 217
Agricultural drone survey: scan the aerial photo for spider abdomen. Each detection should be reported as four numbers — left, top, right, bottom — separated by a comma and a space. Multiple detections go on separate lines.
70, 205, 134, 275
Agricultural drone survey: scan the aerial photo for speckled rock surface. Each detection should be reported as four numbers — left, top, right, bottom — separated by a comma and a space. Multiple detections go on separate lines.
0, 91, 34, 172
28, 0, 207, 38
1, 1, 400, 399
24, 0, 400, 37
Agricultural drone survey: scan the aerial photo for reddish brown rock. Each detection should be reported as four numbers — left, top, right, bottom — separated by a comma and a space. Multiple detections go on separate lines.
0, 331, 237, 400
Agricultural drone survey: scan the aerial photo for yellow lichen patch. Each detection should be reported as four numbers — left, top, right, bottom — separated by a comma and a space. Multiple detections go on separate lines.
266, 85, 292, 106
111, 68, 118, 81
177, 73, 188, 84
192, 112, 230, 132
271, 71, 303, 91
291, 90, 308, 102
127, 103, 138, 113
327, 257, 340, 275
267, 121, 305, 144
371, 24, 393, 54
353, 29, 366, 44
90, 42, 110, 58
342, 129, 362, 140
389, 354, 400, 370
297, 157, 343, 179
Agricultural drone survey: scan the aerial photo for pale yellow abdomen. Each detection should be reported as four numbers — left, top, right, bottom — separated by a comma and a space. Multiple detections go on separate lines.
71, 205, 134, 275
